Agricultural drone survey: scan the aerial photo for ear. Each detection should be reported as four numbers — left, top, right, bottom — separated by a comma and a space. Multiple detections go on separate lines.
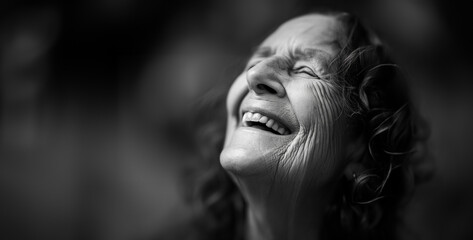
343, 133, 366, 179
343, 161, 365, 180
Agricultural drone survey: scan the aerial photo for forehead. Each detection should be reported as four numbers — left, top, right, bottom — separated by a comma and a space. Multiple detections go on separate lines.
260, 14, 346, 57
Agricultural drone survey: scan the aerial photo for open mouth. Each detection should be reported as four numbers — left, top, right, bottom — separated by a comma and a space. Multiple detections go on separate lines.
242, 112, 290, 135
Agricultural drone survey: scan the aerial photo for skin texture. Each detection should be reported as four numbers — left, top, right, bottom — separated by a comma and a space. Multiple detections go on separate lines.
220, 14, 353, 240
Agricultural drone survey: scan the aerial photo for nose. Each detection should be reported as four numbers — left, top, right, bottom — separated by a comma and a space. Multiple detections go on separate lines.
246, 58, 286, 97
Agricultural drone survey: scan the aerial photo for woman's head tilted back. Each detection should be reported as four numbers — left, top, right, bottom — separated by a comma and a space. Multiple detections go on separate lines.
195, 10, 430, 240
222, 13, 350, 184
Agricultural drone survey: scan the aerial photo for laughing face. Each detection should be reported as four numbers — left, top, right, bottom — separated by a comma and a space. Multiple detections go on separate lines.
220, 14, 351, 190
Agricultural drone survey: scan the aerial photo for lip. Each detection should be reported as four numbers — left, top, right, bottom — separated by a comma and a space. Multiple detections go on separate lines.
239, 101, 299, 135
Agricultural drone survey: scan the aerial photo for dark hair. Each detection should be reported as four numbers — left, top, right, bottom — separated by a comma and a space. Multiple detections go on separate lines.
189, 11, 431, 240
321, 12, 432, 240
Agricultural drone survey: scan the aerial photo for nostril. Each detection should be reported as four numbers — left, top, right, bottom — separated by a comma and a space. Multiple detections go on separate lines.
257, 84, 277, 94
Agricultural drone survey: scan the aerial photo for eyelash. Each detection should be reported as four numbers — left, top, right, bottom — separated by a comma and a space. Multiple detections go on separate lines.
246, 61, 321, 79
293, 66, 320, 79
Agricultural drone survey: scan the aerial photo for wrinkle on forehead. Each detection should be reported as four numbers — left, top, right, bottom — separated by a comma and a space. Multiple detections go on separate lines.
259, 14, 346, 61
252, 46, 331, 65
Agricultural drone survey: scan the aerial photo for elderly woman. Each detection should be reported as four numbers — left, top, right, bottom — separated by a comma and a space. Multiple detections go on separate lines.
192, 10, 429, 240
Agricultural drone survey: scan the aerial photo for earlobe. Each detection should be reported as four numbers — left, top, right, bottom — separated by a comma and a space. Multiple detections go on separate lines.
343, 118, 366, 179
343, 134, 367, 179
343, 161, 365, 180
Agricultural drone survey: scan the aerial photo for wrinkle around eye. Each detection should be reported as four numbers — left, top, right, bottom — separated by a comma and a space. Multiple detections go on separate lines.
292, 66, 321, 79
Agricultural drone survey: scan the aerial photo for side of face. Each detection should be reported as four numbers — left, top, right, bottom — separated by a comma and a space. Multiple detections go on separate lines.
220, 14, 350, 190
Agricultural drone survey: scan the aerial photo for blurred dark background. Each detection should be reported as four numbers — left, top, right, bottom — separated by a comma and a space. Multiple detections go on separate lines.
1, 0, 472, 239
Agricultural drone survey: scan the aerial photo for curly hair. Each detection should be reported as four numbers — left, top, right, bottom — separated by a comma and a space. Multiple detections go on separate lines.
188, 11, 431, 240
320, 12, 432, 240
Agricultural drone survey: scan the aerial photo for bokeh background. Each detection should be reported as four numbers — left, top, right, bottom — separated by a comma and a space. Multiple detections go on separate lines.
1, 0, 472, 239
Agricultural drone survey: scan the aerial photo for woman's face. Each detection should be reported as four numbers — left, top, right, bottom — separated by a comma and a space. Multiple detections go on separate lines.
221, 14, 349, 187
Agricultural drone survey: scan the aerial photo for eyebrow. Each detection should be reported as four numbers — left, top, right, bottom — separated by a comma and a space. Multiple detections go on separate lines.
250, 46, 330, 61
292, 47, 330, 61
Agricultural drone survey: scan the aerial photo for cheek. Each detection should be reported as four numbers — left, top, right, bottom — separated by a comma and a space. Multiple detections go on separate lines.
294, 81, 342, 129
224, 73, 248, 146
281, 81, 345, 185
226, 73, 248, 117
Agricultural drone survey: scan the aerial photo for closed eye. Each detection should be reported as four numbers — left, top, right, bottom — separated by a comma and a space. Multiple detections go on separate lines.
293, 66, 320, 79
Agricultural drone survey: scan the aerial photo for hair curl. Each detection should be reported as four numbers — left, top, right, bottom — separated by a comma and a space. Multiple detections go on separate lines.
188, 11, 432, 240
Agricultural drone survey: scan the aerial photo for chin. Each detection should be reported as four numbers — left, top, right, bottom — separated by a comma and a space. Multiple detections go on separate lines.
220, 124, 293, 177
220, 146, 269, 177
220, 147, 252, 175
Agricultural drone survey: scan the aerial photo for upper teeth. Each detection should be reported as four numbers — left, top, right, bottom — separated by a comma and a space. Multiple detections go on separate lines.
242, 112, 289, 135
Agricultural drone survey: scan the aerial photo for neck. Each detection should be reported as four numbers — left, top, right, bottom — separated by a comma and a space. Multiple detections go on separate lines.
237, 176, 333, 240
